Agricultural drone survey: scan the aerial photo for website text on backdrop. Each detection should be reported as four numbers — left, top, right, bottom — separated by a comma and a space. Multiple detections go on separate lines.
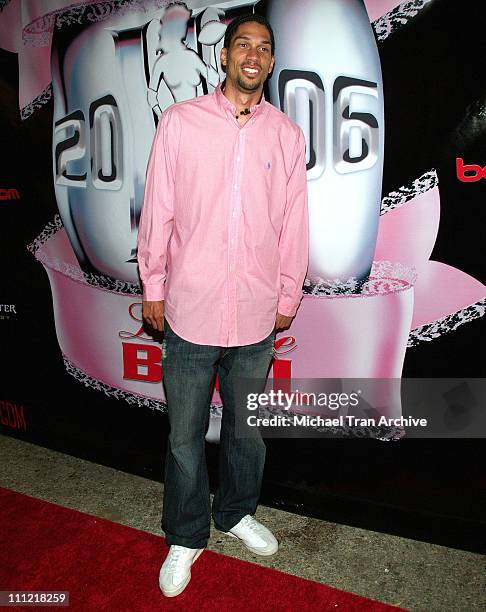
137, 14, 309, 598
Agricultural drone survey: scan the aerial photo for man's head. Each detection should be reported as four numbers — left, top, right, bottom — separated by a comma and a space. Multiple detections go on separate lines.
220, 14, 275, 94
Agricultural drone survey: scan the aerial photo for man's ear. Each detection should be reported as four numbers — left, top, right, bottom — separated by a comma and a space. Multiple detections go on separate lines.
220, 47, 227, 68
269, 56, 275, 74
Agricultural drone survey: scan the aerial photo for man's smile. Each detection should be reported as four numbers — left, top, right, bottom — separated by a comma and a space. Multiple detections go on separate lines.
241, 65, 261, 77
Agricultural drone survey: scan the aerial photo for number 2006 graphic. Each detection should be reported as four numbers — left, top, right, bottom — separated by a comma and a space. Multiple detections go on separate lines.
52, 0, 384, 285
54, 74, 379, 191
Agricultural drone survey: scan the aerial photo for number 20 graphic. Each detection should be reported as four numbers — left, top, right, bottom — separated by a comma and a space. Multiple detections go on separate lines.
54, 95, 123, 191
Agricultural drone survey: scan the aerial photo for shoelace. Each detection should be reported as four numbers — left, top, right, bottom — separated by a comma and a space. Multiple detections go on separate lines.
166, 546, 186, 569
240, 516, 261, 532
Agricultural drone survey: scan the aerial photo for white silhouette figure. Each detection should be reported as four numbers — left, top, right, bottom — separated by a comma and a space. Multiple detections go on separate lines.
147, 2, 221, 115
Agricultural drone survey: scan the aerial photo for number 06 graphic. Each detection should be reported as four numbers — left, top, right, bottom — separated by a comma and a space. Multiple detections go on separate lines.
268, 0, 385, 284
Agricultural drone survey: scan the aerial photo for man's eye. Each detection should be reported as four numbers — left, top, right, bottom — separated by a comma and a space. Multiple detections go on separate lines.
240, 43, 248, 48
260, 47, 269, 53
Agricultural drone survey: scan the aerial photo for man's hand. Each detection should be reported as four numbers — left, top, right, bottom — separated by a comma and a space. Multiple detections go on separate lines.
142, 300, 165, 332
275, 312, 293, 332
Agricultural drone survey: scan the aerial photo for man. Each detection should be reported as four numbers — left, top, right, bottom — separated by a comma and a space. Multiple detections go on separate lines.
137, 13, 309, 598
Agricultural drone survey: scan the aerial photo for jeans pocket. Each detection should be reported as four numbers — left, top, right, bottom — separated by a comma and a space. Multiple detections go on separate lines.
163, 316, 172, 336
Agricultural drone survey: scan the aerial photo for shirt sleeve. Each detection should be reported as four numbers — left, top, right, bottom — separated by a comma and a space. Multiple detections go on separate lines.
277, 127, 309, 317
137, 108, 180, 301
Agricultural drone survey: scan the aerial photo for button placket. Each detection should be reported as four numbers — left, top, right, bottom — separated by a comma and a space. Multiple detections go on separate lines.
222, 110, 238, 343
227, 129, 246, 343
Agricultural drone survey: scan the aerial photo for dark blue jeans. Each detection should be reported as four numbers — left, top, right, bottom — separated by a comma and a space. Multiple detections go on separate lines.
161, 317, 276, 549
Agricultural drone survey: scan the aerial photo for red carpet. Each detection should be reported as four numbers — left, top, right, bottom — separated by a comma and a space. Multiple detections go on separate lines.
0, 487, 407, 611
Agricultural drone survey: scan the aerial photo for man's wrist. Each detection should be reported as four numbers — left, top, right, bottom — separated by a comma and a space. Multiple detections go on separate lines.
142, 284, 165, 302
277, 301, 297, 318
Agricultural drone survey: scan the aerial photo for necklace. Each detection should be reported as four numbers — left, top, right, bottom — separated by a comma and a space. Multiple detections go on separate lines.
221, 85, 253, 120
236, 108, 251, 120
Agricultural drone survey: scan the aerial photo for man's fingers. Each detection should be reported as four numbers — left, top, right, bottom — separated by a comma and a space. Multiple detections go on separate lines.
275, 314, 292, 332
142, 301, 165, 332
143, 312, 164, 331
148, 316, 163, 331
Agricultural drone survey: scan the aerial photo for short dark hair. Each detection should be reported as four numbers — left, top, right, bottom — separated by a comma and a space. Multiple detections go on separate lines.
223, 13, 275, 56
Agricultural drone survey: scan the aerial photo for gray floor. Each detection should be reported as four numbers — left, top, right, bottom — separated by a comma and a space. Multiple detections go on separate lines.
1, 434, 485, 611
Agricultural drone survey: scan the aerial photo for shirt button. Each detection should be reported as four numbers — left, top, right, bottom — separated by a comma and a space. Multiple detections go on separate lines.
237, 156, 240, 162
232, 209, 236, 217
234, 184, 238, 190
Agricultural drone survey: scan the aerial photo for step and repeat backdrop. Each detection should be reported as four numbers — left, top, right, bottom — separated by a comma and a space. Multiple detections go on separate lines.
0, 0, 485, 453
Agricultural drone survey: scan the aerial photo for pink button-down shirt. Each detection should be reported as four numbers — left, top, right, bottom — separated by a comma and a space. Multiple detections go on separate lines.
137, 82, 309, 346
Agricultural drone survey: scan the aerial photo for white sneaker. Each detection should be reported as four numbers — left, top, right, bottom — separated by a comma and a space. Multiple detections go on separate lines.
226, 515, 279, 556
159, 545, 204, 597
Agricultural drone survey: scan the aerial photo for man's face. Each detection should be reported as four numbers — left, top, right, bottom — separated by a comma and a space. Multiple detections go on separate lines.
221, 21, 275, 93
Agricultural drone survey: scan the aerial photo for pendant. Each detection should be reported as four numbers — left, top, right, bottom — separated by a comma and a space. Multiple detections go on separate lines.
236, 108, 251, 120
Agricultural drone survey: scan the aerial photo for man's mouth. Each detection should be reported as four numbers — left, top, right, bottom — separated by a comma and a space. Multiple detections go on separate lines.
241, 65, 261, 77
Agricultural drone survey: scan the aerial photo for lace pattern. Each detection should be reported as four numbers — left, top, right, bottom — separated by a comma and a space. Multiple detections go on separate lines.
26, 214, 143, 296
408, 299, 486, 347
20, 84, 53, 121
28, 216, 484, 345
303, 260, 416, 297
62, 353, 223, 416
380, 169, 438, 215
22, 0, 169, 47
22, 12, 56, 47
372, 0, 433, 41
26, 214, 63, 255
63, 352, 403, 440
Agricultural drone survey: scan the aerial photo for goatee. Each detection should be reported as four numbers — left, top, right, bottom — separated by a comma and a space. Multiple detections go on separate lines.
236, 75, 261, 92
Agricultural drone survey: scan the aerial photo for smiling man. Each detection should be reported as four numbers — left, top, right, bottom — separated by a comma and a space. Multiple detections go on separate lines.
137, 12, 309, 598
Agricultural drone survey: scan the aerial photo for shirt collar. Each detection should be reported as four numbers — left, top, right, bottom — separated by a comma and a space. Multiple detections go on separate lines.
214, 80, 266, 119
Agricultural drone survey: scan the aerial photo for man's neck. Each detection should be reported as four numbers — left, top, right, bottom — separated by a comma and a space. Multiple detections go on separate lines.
222, 79, 263, 111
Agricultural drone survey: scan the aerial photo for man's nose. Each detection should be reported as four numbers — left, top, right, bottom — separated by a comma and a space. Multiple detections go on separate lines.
245, 46, 259, 61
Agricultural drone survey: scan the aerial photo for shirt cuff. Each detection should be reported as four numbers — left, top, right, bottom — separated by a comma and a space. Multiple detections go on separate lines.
277, 295, 302, 318
142, 283, 165, 302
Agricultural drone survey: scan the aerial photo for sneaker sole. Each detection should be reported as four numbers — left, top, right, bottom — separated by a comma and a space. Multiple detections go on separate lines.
160, 548, 204, 597
225, 531, 279, 556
